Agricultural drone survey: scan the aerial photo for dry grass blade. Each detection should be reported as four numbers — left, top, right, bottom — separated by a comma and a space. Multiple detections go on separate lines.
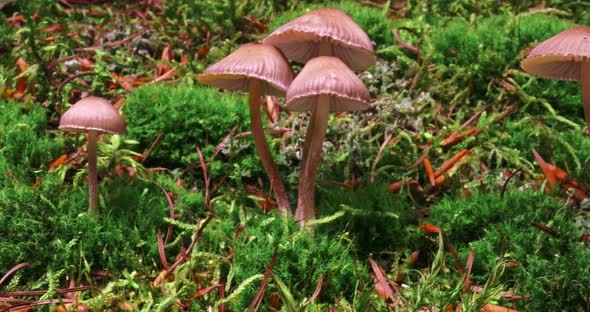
3, 298, 75, 312
368, 257, 396, 303
531, 149, 567, 189
462, 250, 475, 292
152, 181, 176, 244
371, 133, 396, 183
156, 230, 169, 269
424, 158, 436, 186
0, 263, 29, 286
480, 303, 518, 312
247, 245, 280, 312
138, 131, 163, 163
443, 236, 465, 274
303, 274, 323, 307
1, 286, 95, 297
529, 222, 559, 237
211, 125, 238, 160
152, 215, 213, 288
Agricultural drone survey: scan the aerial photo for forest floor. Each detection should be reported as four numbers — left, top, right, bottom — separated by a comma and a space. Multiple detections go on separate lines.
0, 0, 589, 311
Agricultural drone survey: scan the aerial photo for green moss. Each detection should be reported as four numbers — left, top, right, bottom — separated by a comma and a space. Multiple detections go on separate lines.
0, 100, 63, 185
0, 175, 172, 287
428, 190, 590, 310
123, 82, 250, 168
316, 182, 420, 256
427, 13, 576, 102
225, 211, 367, 309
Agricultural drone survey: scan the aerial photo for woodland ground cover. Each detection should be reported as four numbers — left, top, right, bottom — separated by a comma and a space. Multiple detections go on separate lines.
0, 0, 589, 311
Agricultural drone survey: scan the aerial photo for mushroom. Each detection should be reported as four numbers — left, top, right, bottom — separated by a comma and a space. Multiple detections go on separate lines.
198, 43, 294, 214
521, 27, 590, 133
286, 56, 370, 225
263, 8, 375, 223
263, 8, 376, 71
59, 96, 126, 217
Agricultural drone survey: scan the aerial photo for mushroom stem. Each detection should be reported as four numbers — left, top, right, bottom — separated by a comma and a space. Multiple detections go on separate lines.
297, 41, 334, 225
297, 95, 330, 226
87, 130, 99, 217
300, 41, 333, 169
318, 41, 332, 56
581, 62, 590, 134
248, 79, 291, 214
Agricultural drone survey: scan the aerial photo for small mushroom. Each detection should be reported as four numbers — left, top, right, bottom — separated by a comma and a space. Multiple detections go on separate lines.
521, 27, 590, 133
59, 96, 126, 217
286, 56, 370, 225
198, 43, 294, 214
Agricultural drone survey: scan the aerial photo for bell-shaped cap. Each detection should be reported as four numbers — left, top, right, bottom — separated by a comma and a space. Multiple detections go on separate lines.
197, 43, 293, 96
263, 8, 376, 72
286, 56, 370, 112
59, 96, 126, 134
521, 27, 590, 81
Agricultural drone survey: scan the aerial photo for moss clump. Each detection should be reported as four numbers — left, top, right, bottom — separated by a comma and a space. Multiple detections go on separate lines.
0, 175, 171, 287
223, 211, 367, 309
0, 100, 63, 185
124, 82, 250, 168
316, 182, 420, 256
428, 13, 576, 102
428, 190, 590, 310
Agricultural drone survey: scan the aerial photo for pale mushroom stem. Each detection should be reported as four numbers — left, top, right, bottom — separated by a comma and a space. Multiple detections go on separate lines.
87, 130, 99, 217
297, 42, 333, 226
300, 42, 333, 172
248, 79, 292, 214
581, 62, 590, 135
297, 95, 330, 226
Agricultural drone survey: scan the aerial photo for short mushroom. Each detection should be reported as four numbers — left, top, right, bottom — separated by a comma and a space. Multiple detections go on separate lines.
521, 27, 590, 133
286, 56, 370, 225
59, 96, 126, 217
198, 43, 294, 214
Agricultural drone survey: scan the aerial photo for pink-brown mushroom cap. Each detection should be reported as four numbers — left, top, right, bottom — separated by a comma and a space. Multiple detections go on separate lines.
263, 8, 376, 72
197, 43, 293, 96
286, 56, 370, 112
59, 96, 126, 135
521, 27, 590, 81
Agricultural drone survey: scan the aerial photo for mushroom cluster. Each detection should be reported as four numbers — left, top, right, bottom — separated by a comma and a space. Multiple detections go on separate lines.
264, 8, 375, 225
200, 8, 374, 225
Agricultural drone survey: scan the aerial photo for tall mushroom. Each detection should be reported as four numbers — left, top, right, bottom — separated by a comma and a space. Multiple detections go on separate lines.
198, 43, 294, 214
286, 56, 370, 225
521, 27, 590, 133
59, 96, 126, 217
263, 8, 376, 71
263, 8, 375, 223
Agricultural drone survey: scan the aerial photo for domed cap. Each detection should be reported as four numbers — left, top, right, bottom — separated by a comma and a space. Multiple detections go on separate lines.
197, 43, 293, 96
59, 96, 126, 134
286, 56, 370, 112
521, 27, 590, 81
263, 8, 376, 72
